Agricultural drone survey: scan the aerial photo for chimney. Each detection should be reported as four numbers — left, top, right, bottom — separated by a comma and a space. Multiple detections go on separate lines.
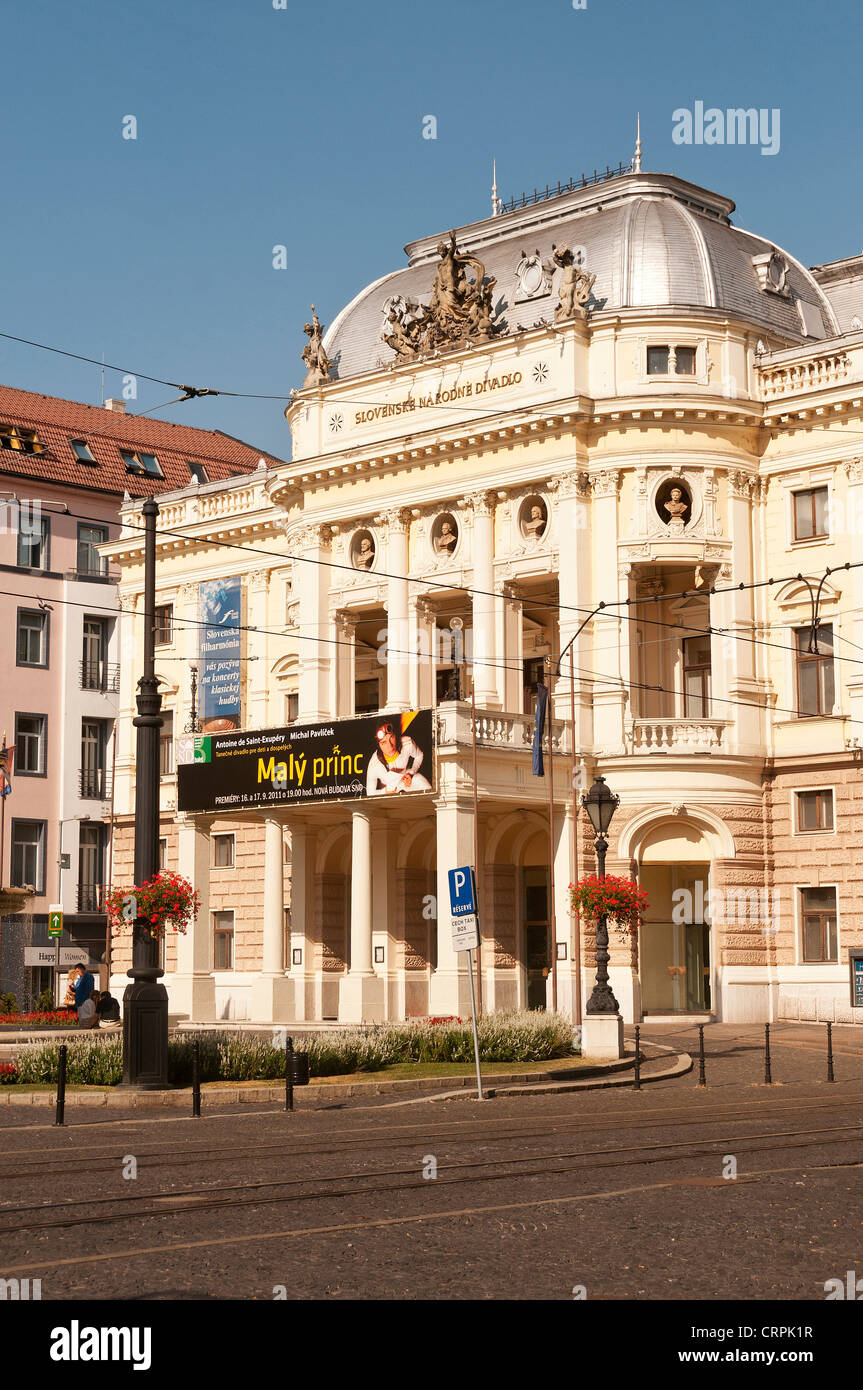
104, 399, 126, 413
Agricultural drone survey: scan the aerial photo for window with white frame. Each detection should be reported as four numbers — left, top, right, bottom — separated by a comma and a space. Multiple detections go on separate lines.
213, 833, 235, 868
213, 910, 234, 969
795, 624, 835, 716
14, 713, 46, 775
792, 486, 829, 542
795, 789, 834, 833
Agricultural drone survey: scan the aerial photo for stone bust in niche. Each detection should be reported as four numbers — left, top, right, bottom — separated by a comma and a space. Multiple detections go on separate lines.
434, 516, 458, 557
656, 481, 692, 537
353, 534, 376, 570
521, 499, 547, 539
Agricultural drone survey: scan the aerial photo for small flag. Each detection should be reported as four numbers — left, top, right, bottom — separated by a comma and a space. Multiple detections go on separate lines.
532, 682, 548, 777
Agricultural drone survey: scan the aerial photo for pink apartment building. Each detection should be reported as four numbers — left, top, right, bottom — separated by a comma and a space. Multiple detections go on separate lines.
0, 384, 282, 1006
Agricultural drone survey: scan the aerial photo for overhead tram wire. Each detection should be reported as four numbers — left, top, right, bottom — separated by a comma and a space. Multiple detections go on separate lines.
7, 584, 863, 734
58, 501, 863, 640
53, 501, 863, 675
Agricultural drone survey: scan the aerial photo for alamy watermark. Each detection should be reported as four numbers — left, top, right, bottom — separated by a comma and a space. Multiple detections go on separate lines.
672, 103, 780, 157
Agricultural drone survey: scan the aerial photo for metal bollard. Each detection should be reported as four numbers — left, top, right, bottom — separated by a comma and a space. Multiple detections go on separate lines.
764, 1022, 773, 1085
55, 1043, 67, 1127
285, 1035, 294, 1112
192, 1039, 201, 1117
633, 1025, 641, 1090
826, 1021, 836, 1083
697, 1023, 707, 1088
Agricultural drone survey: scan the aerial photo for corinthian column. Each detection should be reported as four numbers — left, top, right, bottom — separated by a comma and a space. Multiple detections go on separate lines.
469, 492, 500, 709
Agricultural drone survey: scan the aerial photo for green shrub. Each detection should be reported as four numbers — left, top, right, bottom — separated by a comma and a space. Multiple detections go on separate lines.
7, 1011, 578, 1087
15, 1035, 123, 1086
34, 988, 55, 1014
0, 993, 19, 1015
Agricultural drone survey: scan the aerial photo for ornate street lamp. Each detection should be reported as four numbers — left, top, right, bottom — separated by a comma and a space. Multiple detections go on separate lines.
581, 775, 621, 1016
121, 495, 169, 1088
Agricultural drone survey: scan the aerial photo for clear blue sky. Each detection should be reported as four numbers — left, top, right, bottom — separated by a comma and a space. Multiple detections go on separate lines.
3, 0, 860, 461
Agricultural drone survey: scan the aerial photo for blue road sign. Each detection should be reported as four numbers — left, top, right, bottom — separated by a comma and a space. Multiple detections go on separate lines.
448, 866, 476, 917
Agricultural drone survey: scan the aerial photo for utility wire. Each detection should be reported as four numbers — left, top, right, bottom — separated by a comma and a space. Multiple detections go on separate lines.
8, 586, 863, 732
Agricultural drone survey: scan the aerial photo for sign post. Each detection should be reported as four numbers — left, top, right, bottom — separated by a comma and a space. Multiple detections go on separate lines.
48, 904, 63, 983
448, 867, 484, 1101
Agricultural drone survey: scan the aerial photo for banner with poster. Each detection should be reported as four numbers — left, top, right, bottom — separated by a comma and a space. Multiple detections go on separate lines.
177, 709, 435, 813
198, 577, 242, 732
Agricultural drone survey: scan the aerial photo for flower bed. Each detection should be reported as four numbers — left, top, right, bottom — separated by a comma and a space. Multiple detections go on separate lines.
8, 1010, 579, 1087
0, 1011, 79, 1028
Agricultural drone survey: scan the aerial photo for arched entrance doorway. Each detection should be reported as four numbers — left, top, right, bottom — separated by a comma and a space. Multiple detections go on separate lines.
619, 809, 735, 1019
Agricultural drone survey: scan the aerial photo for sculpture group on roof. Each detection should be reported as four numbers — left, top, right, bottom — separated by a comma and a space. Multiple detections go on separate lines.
381, 230, 501, 362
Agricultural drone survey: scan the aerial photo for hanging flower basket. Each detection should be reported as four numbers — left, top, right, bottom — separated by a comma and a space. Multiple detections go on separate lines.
104, 871, 200, 939
569, 875, 648, 932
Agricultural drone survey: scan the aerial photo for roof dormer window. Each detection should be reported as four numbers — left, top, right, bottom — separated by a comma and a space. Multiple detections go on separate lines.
187, 461, 209, 484
70, 439, 97, 463
0, 424, 44, 455
120, 449, 163, 478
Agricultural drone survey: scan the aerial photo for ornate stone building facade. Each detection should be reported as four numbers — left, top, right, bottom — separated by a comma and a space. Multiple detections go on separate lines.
107, 168, 863, 1026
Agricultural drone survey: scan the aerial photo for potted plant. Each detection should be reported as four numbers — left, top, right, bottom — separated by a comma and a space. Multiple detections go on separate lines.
104, 870, 200, 939
569, 874, 648, 934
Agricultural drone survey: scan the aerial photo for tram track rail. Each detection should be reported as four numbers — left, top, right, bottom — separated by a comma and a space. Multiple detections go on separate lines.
1, 1087, 862, 1181
1, 1118, 861, 1238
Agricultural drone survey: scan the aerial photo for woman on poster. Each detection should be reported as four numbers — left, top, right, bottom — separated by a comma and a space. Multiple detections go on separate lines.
366, 719, 431, 795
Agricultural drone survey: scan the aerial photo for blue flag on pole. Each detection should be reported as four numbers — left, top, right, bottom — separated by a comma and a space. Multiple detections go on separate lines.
532, 682, 548, 777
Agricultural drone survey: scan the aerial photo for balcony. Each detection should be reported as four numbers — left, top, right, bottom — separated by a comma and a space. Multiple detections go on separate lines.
80, 660, 120, 693
77, 883, 104, 913
627, 718, 729, 754
436, 702, 568, 753
66, 566, 120, 585
78, 769, 112, 800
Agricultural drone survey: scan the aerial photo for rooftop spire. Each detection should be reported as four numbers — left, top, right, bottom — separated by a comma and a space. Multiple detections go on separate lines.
634, 113, 642, 173
491, 158, 500, 217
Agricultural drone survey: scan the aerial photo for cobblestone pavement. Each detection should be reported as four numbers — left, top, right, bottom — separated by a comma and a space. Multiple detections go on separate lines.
0, 1022, 860, 1308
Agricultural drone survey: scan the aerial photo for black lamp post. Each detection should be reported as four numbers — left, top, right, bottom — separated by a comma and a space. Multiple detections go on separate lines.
121, 495, 169, 1088
582, 774, 621, 1016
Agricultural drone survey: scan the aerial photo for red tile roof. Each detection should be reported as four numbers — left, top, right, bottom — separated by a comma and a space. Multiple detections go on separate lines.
0, 384, 286, 497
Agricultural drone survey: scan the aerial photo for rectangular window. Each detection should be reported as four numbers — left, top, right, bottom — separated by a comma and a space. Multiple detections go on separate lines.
213, 833, 235, 868
801, 886, 838, 963
17, 609, 48, 667
159, 837, 168, 870
213, 911, 234, 970
647, 346, 669, 375
11, 820, 46, 893
159, 711, 174, 777
78, 824, 106, 913
0, 424, 43, 454
14, 713, 46, 776
70, 439, 96, 463
120, 449, 163, 478
81, 617, 108, 689
77, 524, 108, 577
675, 346, 696, 374
17, 515, 49, 570
796, 789, 834, 832
683, 636, 712, 718
793, 487, 829, 541
795, 624, 835, 716
80, 719, 107, 798
187, 461, 209, 484
285, 692, 299, 725
355, 677, 380, 714
154, 604, 173, 645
